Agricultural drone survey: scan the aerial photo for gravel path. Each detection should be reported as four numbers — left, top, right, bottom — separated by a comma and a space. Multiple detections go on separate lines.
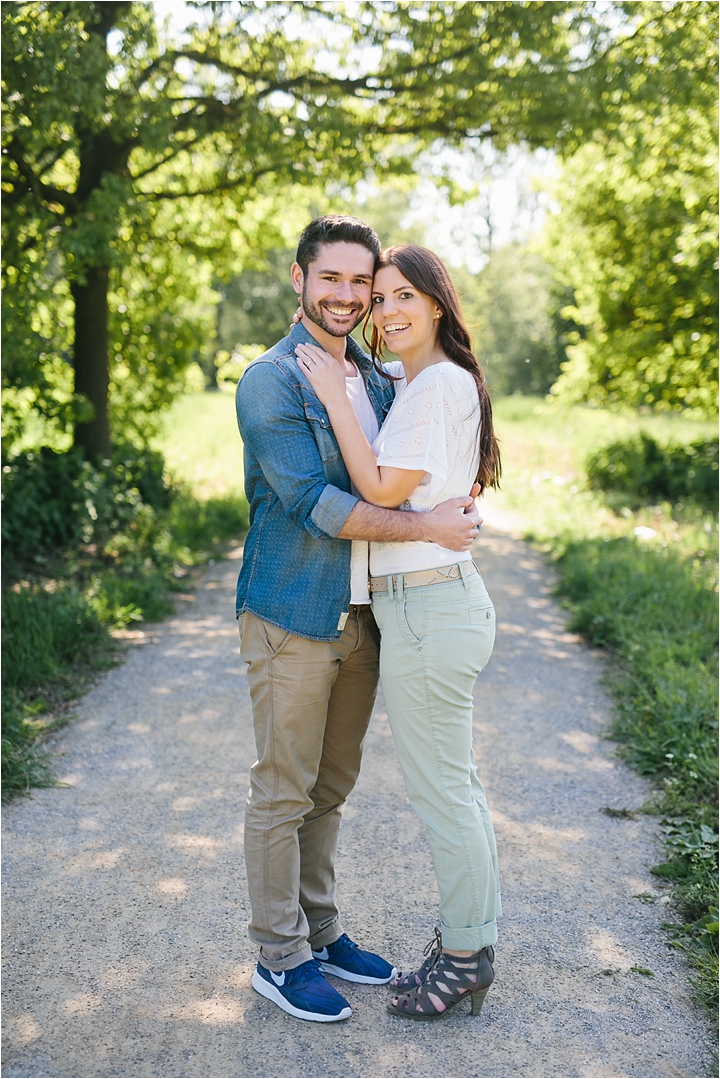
2, 523, 714, 1079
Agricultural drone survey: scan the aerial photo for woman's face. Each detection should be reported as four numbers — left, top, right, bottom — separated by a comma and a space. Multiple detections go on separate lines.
371, 265, 442, 354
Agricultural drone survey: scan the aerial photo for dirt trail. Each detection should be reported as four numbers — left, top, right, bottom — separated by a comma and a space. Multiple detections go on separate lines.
2, 523, 713, 1079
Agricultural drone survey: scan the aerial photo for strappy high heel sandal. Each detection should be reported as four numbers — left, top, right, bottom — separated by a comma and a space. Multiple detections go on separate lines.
390, 927, 442, 991
387, 945, 495, 1021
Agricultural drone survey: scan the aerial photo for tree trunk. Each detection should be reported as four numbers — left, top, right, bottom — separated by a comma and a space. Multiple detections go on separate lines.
71, 265, 111, 460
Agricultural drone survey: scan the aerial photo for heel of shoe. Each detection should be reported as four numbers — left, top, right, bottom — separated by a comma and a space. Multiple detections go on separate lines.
470, 987, 489, 1015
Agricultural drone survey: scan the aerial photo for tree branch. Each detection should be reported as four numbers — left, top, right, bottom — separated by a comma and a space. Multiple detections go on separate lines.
34, 141, 76, 181
137, 167, 275, 201
133, 46, 376, 97
4, 138, 76, 210
129, 134, 206, 182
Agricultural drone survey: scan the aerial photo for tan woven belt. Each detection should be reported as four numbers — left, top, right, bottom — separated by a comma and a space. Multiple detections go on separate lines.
369, 561, 478, 593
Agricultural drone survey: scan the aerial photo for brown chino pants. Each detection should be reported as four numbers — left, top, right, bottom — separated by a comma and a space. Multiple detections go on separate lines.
239, 606, 380, 971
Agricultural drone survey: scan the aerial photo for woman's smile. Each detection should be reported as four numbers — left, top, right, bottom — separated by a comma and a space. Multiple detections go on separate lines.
372, 264, 441, 357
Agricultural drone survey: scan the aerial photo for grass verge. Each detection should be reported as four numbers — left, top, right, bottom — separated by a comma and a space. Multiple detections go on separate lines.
554, 537, 718, 1011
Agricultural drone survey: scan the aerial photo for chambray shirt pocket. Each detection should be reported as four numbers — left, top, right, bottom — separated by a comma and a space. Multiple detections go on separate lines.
303, 400, 342, 465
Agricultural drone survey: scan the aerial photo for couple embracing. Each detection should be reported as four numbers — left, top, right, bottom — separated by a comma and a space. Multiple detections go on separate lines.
235, 215, 502, 1024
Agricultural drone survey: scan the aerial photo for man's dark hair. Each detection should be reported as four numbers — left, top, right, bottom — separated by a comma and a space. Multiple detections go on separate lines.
295, 215, 380, 275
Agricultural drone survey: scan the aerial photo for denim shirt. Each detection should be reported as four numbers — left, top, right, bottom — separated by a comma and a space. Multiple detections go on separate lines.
235, 321, 395, 641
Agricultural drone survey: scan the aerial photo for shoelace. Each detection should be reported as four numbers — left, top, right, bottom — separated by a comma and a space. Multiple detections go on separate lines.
332, 934, 357, 955
423, 927, 442, 963
290, 959, 324, 986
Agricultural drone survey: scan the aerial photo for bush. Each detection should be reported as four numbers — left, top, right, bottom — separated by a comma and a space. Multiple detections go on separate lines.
1, 444, 174, 566
586, 434, 719, 511
1, 448, 86, 557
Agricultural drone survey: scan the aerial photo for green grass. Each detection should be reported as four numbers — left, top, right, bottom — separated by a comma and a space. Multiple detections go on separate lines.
1, 585, 120, 799
556, 538, 718, 1011
154, 389, 245, 499
483, 396, 717, 545
482, 397, 717, 1013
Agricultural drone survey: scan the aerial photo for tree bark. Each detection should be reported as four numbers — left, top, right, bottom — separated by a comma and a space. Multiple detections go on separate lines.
67, 2, 131, 459
71, 266, 111, 460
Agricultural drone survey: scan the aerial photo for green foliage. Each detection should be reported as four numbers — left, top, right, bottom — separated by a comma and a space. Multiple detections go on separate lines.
543, 2, 718, 413
215, 248, 300, 366
1, 586, 108, 800
164, 495, 249, 557
555, 536, 718, 1008
345, 2, 610, 150
2, 445, 172, 565
587, 435, 719, 511
3, 587, 104, 698
2, 1, 654, 455
458, 245, 574, 396
107, 201, 224, 443
214, 345, 266, 390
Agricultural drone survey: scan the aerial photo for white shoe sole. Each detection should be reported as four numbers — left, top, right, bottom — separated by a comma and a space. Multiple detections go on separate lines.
251, 970, 352, 1022
315, 960, 398, 985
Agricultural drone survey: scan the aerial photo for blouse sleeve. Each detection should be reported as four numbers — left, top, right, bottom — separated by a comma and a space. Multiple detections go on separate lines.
381, 360, 405, 380
374, 368, 454, 481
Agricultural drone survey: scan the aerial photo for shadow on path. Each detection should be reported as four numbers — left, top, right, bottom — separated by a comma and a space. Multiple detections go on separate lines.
2, 530, 713, 1078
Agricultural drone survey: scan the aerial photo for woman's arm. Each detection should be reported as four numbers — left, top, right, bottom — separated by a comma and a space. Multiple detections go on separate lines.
296, 343, 424, 508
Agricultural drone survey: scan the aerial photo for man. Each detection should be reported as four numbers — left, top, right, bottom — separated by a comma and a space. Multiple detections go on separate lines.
235, 215, 481, 1023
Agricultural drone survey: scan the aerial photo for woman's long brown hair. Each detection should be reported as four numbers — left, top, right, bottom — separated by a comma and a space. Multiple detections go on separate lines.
363, 244, 501, 492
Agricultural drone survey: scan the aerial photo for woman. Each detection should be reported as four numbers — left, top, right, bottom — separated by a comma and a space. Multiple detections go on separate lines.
296, 245, 502, 1021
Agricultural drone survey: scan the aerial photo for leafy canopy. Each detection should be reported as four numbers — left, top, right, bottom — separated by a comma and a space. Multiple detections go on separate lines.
544, 1, 718, 413
5, 0, 709, 451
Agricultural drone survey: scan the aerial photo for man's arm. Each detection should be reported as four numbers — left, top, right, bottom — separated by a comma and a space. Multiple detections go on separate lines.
237, 362, 359, 539
238, 361, 481, 550
337, 493, 482, 552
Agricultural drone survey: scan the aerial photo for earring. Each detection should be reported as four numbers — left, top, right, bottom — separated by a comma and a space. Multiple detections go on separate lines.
434, 313, 441, 319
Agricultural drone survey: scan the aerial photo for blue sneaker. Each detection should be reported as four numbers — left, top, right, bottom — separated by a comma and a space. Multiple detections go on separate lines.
252, 959, 352, 1022
312, 933, 397, 984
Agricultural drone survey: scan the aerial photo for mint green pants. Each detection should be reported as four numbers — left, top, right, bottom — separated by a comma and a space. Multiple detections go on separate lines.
371, 564, 502, 951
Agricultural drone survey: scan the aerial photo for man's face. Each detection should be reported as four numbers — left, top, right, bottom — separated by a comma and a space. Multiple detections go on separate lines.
291, 242, 375, 338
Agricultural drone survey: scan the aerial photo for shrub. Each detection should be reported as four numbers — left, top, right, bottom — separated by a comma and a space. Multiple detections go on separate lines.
586, 434, 718, 511
1, 448, 86, 557
1, 444, 174, 566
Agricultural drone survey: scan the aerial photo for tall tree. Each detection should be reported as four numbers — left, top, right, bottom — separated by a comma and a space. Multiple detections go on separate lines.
543, 1, 718, 413
1, 1, 627, 456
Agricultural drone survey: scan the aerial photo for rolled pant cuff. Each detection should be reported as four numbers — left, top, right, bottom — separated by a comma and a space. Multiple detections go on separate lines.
259, 943, 313, 973
440, 918, 498, 953
308, 918, 343, 951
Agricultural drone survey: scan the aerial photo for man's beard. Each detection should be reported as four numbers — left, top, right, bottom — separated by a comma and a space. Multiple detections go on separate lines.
301, 285, 364, 338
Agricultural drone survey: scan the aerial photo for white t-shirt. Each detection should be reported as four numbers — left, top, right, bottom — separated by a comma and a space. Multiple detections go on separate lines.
370, 360, 480, 576
345, 371, 379, 604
